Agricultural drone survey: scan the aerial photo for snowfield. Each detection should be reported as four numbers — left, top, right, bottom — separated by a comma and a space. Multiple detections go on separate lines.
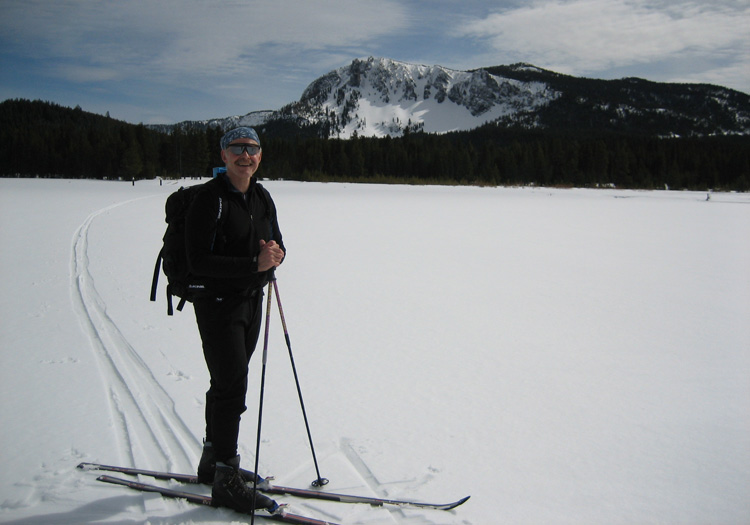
1, 178, 749, 524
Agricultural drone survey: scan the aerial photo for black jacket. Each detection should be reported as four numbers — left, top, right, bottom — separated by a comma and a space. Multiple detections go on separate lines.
185, 174, 284, 296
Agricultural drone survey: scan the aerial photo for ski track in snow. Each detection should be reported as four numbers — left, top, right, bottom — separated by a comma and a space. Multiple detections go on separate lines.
341, 439, 405, 523
339, 439, 467, 524
70, 196, 198, 476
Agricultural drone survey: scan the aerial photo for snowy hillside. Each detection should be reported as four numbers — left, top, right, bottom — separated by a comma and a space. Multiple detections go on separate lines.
289, 57, 558, 138
1, 178, 749, 524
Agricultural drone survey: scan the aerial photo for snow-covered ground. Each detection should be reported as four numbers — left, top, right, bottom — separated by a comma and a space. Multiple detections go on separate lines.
1, 178, 749, 524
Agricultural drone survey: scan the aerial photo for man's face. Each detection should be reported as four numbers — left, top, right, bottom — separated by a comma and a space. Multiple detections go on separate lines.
221, 139, 262, 181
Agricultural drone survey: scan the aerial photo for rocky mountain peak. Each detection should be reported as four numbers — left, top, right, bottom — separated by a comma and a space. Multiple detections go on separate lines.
289, 56, 559, 137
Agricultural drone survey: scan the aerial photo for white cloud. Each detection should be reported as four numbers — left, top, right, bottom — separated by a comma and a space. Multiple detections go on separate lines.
1, 0, 409, 81
0, 0, 418, 121
53, 64, 121, 83
455, 0, 749, 90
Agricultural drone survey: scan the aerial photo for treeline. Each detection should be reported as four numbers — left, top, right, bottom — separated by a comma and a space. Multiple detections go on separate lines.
260, 130, 750, 190
2, 98, 749, 191
0, 99, 223, 180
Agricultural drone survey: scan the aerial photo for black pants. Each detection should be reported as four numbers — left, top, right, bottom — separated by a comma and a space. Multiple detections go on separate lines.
193, 290, 263, 463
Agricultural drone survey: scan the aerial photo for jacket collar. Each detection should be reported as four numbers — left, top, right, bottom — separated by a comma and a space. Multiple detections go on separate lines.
218, 172, 257, 195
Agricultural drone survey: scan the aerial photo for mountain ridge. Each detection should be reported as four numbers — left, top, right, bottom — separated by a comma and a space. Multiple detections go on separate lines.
154, 56, 750, 139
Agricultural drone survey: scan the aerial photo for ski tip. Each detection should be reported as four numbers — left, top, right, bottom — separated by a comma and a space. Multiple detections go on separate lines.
77, 462, 94, 470
449, 495, 471, 509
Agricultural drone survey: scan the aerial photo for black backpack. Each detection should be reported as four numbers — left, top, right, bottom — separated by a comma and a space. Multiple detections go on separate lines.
150, 183, 224, 315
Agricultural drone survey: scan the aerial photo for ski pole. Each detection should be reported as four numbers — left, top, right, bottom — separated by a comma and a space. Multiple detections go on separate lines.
272, 279, 329, 487
250, 282, 275, 524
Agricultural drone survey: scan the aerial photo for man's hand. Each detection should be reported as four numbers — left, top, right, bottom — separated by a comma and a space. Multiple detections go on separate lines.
257, 240, 285, 271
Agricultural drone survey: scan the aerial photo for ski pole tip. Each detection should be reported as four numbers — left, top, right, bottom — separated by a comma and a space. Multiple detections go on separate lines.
311, 477, 329, 488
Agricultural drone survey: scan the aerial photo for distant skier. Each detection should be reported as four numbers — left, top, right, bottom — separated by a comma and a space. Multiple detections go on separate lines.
184, 127, 285, 513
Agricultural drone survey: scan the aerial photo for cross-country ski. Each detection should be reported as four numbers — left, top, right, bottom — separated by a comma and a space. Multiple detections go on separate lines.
78, 462, 470, 510
96, 475, 338, 525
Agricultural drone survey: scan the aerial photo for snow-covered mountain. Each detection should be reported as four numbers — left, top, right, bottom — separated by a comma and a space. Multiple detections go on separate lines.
147, 110, 275, 135
281, 57, 559, 138
162, 56, 750, 138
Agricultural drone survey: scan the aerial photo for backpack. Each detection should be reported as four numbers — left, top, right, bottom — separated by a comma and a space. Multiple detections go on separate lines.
150, 183, 224, 315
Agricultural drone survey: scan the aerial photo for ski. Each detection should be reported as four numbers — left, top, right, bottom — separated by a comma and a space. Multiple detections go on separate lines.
78, 462, 470, 510
265, 482, 469, 511
78, 462, 216, 484
96, 475, 338, 525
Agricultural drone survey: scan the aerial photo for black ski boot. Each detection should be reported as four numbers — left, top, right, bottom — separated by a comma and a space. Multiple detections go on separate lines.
212, 455, 279, 514
197, 441, 216, 484
198, 442, 263, 485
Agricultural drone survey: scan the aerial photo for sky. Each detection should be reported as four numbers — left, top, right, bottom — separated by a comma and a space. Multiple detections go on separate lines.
1, 0, 748, 125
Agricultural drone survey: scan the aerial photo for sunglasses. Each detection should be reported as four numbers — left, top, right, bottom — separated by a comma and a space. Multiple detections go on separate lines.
226, 143, 261, 156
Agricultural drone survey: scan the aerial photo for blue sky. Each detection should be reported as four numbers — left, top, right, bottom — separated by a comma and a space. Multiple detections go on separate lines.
1, 0, 747, 125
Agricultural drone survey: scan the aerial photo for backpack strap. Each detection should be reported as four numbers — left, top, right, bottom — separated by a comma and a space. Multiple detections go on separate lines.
164, 283, 186, 316
166, 285, 174, 316
150, 247, 164, 303
210, 195, 224, 250
255, 181, 273, 220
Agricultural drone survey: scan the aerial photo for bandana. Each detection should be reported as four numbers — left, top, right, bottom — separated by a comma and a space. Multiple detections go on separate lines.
220, 127, 261, 150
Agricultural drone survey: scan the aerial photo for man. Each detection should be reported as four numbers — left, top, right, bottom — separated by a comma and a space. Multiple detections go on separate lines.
184, 127, 285, 513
